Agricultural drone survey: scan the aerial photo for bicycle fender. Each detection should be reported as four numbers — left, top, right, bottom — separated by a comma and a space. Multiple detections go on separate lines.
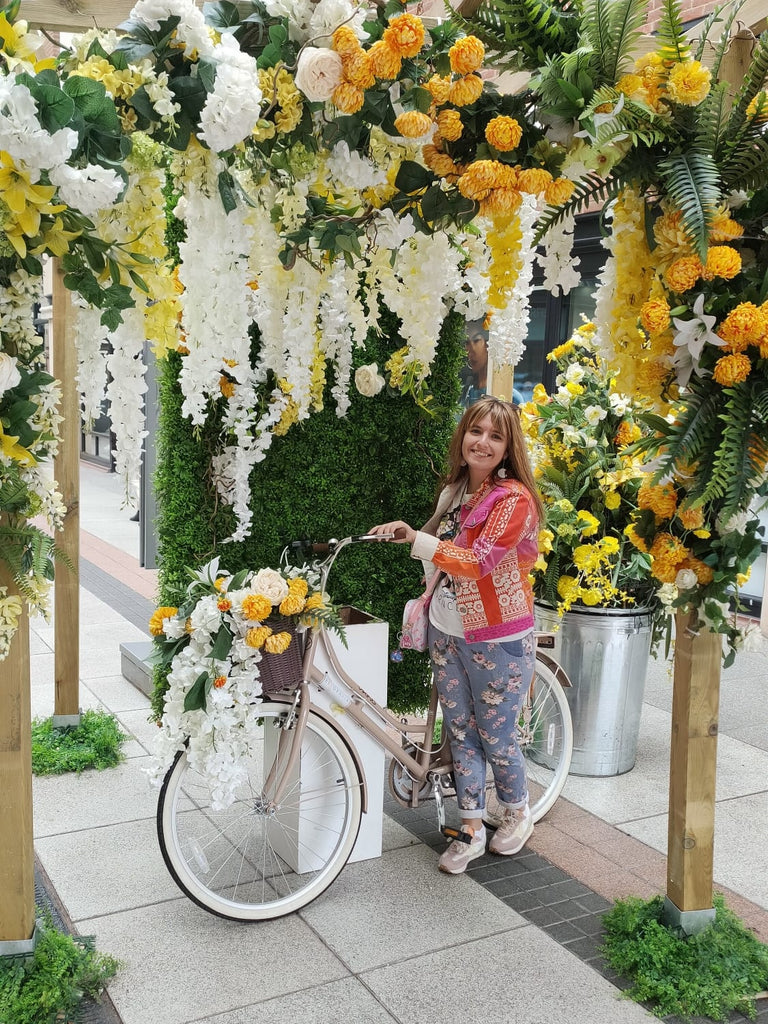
269, 695, 369, 814
537, 650, 572, 688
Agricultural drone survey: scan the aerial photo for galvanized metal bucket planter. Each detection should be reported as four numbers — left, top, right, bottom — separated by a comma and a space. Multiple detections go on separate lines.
534, 603, 653, 776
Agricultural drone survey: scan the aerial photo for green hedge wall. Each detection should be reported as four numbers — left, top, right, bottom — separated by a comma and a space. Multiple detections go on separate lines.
153, 308, 464, 716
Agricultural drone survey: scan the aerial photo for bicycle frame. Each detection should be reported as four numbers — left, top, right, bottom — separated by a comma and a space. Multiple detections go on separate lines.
269, 535, 570, 813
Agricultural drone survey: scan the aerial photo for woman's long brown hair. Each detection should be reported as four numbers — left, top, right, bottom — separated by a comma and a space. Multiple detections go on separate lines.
443, 397, 544, 522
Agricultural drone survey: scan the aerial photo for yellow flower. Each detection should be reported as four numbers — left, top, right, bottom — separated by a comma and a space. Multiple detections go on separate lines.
246, 626, 272, 649
426, 75, 451, 105
713, 352, 751, 386
538, 528, 554, 553
638, 479, 678, 519
480, 187, 522, 223
736, 567, 752, 587
532, 383, 549, 403
573, 544, 600, 571
279, 593, 305, 615
649, 533, 689, 583
333, 83, 364, 115
449, 36, 485, 75
382, 13, 425, 58
614, 421, 642, 447
709, 210, 744, 243
149, 606, 178, 636
219, 376, 235, 398
577, 511, 600, 537
718, 302, 766, 352
665, 60, 711, 106
517, 167, 553, 194
555, 498, 574, 513
664, 255, 702, 293
600, 536, 620, 555
332, 25, 360, 56
213, 675, 227, 689
448, 74, 483, 107
579, 588, 602, 606
604, 490, 621, 510
265, 631, 292, 654
704, 245, 741, 281
241, 593, 272, 621
681, 556, 713, 585
543, 177, 575, 207
747, 91, 768, 122
0, 424, 36, 465
342, 51, 375, 90
437, 109, 463, 142
367, 40, 402, 80
640, 298, 671, 336
485, 116, 522, 152
624, 524, 648, 553
0, 14, 56, 71
394, 110, 433, 138
30, 216, 82, 258
303, 592, 325, 611
457, 160, 503, 201
422, 145, 459, 178
557, 575, 580, 601
288, 577, 309, 598
677, 506, 704, 531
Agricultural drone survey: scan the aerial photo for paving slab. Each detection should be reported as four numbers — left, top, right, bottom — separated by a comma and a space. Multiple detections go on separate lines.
81, 674, 153, 714
78, 900, 350, 1024
361, 927, 656, 1024
33, 756, 158, 836
187, 977, 398, 1024
299, 843, 526, 972
35, 818, 183, 921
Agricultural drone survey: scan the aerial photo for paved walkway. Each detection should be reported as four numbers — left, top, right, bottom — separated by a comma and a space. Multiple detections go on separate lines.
26, 462, 768, 1024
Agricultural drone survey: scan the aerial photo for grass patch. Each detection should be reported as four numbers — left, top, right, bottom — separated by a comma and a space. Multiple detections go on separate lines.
31, 709, 126, 775
0, 910, 120, 1024
602, 893, 768, 1021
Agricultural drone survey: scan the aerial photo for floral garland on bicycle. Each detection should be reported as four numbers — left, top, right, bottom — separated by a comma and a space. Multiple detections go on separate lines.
147, 558, 344, 808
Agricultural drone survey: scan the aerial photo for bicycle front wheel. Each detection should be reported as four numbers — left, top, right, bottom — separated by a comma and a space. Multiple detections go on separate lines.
157, 704, 363, 921
520, 659, 573, 821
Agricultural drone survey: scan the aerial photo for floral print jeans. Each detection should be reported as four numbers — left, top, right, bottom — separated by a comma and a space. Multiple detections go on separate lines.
428, 624, 535, 819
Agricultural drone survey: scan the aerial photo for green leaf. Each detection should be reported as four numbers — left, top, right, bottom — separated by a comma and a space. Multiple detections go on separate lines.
657, 152, 720, 261
394, 159, 435, 195
183, 672, 210, 712
218, 170, 238, 214
209, 624, 233, 662
203, 1, 242, 29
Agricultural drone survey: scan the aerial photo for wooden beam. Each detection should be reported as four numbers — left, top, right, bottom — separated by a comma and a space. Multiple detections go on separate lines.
0, 559, 35, 947
24, 0, 145, 32
665, 609, 721, 921
52, 261, 80, 723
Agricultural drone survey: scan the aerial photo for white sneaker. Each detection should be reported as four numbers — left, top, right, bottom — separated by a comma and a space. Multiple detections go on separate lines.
438, 827, 486, 874
488, 806, 533, 856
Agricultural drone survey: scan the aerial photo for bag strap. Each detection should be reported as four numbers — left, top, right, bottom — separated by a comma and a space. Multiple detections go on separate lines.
423, 568, 445, 599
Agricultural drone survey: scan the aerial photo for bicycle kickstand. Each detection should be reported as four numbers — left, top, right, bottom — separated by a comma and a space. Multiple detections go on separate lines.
430, 774, 446, 834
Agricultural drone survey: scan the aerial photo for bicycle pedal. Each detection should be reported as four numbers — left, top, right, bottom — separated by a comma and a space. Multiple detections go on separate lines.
441, 826, 473, 845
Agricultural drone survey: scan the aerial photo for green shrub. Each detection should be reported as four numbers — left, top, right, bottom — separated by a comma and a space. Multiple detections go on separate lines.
0, 910, 119, 1024
602, 893, 768, 1021
153, 308, 464, 716
31, 710, 126, 775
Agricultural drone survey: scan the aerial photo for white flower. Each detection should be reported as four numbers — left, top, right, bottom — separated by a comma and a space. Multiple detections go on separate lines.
294, 47, 343, 102
736, 623, 765, 653
584, 405, 607, 426
675, 568, 698, 590
0, 352, 21, 395
354, 363, 386, 397
609, 392, 632, 416
189, 594, 221, 635
554, 386, 573, 407
657, 582, 678, 608
716, 508, 752, 535
198, 41, 263, 153
250, 568, 289, 605
49, 163, 124, 216
673, 293, 723, 362
565, 363, 585, 384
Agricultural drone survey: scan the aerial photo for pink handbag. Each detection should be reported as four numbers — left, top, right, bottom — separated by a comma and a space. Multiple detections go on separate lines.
399, 571, 444, 652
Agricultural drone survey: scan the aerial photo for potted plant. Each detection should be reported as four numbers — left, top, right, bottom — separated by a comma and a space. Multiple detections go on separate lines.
522, 322, 667, 776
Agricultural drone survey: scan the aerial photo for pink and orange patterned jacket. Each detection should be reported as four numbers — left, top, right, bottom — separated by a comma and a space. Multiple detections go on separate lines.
411, 476, 539, 643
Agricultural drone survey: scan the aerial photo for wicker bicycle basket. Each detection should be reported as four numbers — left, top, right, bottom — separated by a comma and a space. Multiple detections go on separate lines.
258, 618, 305, 695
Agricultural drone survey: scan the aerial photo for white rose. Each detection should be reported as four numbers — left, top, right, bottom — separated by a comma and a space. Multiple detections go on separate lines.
355, 363, 386, 398
294, 47, 343, 102
675, 568, 698, 590
0, 352, 21, 396
250, 568, 289, 605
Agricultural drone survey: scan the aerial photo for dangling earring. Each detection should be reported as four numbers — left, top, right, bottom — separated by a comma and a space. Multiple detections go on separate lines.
460, 459, 467, 467
497, 462, 508, 478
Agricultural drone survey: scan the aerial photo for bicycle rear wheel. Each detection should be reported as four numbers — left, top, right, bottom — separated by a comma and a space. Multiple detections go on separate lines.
157, 703, 363, 921
485, 658, 573, 825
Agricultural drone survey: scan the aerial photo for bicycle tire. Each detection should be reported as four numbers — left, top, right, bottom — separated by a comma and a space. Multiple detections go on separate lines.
157, 703, 363, 921
485, 657, 573, 826
521, 658, 573, 821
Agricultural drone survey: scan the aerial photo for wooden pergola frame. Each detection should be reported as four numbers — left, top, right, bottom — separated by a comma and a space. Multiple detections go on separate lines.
1, 0, 765, 949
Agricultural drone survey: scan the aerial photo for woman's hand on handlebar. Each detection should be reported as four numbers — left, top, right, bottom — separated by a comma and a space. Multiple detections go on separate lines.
369, 521, 416, 544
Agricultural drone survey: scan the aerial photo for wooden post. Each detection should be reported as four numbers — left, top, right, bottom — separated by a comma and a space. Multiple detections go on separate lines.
663, 608, 721, 932
0, 560, 36, 952
52, 262, 81, 725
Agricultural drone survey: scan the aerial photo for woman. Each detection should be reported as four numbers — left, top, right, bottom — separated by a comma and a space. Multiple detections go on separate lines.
371, 396, 543, 874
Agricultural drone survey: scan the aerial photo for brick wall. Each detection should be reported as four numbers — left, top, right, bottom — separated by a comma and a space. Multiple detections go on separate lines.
644, 0, 720, 31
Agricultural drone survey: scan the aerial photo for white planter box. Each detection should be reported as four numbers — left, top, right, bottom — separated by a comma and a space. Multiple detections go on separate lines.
265, 607, 389, 872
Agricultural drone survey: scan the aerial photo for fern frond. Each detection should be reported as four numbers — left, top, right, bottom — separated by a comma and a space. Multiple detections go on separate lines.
694, 82, 730, 158
703, 1, 746, 80
657, 152, 720, 260
601, 0, 648, 83
0, 474, 31, 514
533, 173, 618, 243
655, 0, 690, 63
691, 2, 735, 66
580, 0, 614, 73
635, 390, 722, 484
720, 135, 768, 192
705, 384, 754, 517
449, 0, 579, 72
726, 32, 768, 134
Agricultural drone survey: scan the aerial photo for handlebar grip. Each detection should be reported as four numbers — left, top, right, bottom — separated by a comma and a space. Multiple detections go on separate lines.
311, 543, 331, 554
